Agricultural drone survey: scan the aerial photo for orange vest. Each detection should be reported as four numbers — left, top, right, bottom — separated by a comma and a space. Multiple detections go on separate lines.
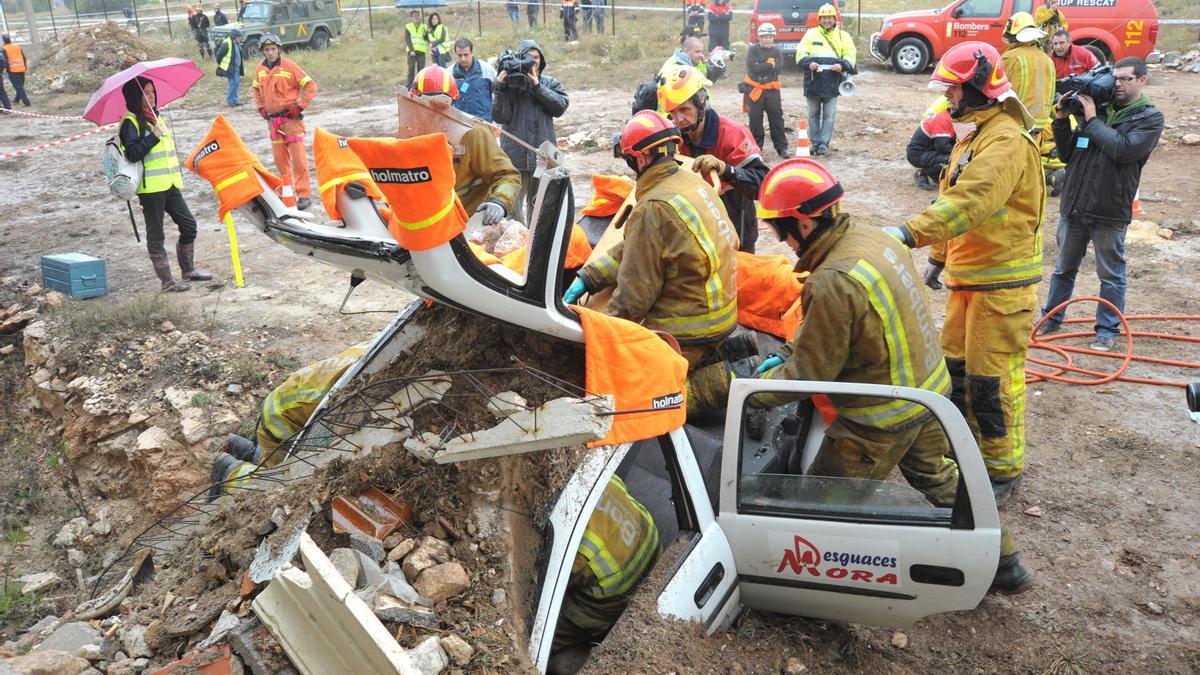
580, 174, 635, 217
735, 252, 804, 340
313, 128, 385, 221
346, 133, 467, 251
186, 114, 283, 221
572, 305, 689, 447
3, 44, 25, 73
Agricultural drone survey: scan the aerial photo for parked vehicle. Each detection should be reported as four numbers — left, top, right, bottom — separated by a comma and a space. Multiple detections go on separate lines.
747, 0, 846, 56
209, 0, 344, 59
870, 0, 1159, 74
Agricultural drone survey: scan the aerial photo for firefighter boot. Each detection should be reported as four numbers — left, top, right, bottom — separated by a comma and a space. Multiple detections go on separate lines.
685, 361, 733, 423
150, 252, 191, 292
177, 243, 214, 281
991, 473, 1023, 506
990, 552, 1033, 594
208, 452, 241, 502
718, 331, 761, 363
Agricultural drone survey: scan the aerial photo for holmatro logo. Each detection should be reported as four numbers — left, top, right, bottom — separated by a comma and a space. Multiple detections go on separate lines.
369, 167, 432, 184
193, 140, 220, 165
652, 392, 684, 409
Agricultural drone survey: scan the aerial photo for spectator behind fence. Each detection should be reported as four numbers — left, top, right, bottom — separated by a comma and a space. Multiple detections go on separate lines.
1040, 57, 1164, 352
452, 39, 497, 122
505, 0, 520, 29
2, 34, 30, 107
493, 39, 570, 222
427, 13, 449, 67
527, 0, 539, 27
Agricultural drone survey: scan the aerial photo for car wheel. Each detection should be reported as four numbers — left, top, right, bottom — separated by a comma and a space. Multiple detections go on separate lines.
310, 29, 330, 50
891, 37, 930, 75
243, 39, 261, 60
1084, 43, 1108, 65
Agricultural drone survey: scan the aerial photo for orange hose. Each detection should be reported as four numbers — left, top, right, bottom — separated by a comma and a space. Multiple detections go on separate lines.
1026, 296, 1200, 388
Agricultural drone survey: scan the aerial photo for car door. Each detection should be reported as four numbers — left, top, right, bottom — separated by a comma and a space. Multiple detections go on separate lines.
717, 378, 999, 628
272, 4, 290, 41
946, 0, 1007, 48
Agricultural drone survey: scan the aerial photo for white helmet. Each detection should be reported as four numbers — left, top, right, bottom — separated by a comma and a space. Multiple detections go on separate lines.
757, 23, 777, 37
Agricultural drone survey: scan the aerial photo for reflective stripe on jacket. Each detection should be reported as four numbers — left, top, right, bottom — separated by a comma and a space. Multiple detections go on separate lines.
217, 37, 236, 74
427, 23, 448, 51
758, 217, 949, 430
121, 112, 184, 194
905, 106, 1045, 291
1002, 43, 1056, 133
573, 476, 660, 600
252, 57, 317, 115
257, 344, 367, 451
578, 161, 739, 344
795, 25, 856, 98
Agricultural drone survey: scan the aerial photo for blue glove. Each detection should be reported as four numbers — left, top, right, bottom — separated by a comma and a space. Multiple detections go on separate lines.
756, 354, 784, 374
563, 278, 588, 305
882, 225, 915, 248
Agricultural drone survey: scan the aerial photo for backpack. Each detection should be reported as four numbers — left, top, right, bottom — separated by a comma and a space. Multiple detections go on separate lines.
102, 135, 143, 201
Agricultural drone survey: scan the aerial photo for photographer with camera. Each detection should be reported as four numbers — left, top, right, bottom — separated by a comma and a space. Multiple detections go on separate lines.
493, 40, 570, 222
1040, 58, 1164, 352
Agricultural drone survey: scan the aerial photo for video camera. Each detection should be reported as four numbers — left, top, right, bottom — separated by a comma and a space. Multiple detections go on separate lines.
1056, 64, 1115, 115
498, 48, 539, 90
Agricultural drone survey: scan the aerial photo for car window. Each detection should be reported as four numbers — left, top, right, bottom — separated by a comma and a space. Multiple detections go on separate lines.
241, 2, 270, 21
755, 0, 825, 12
272, 6, 289, 22
736, 391, 955, 526
956, 0, 1003, 17
1012, 0, 1033, 13
293, 3, 310, 18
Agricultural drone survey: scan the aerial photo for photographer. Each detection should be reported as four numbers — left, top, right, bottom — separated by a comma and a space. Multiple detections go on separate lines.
1040, 58, 1163, 352
493, 40, 570, 222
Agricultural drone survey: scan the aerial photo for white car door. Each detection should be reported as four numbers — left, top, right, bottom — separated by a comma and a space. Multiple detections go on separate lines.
718, 379, 1000, 628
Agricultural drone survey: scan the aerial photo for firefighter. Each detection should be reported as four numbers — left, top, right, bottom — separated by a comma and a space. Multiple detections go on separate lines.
658, 65, 767, 253
549, 476, 660, 665
907, 96, 954, 192
209, 343, 368, 500
753, 158, 1031, 594
744, 23, 788, 159
794, 3, 856, 156
1033, 0, 1068, 38
563, 110, 741, 418
410, 66, 521, 223
884, 42, 1044, 506
253, 34, 318, 211
1001, 12, 1055, 136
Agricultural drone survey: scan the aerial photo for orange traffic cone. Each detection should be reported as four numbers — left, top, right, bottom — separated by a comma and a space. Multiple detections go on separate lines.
794, 119, 811, 157
1131, 189, 1146, 217
280, 184, 297, 208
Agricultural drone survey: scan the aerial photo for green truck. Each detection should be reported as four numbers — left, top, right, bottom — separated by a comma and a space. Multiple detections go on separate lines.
208, 0, 344, 58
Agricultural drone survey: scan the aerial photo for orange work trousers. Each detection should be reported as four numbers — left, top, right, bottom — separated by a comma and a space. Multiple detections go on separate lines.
269, 119, 313, 199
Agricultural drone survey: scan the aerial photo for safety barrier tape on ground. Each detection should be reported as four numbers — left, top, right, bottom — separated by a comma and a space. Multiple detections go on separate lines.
0, 122, 116, 160
0, 108, 87, 121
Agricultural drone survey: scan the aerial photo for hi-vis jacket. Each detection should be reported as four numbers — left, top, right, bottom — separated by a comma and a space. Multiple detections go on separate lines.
455, 123, 522, 215
577, 161, 739, 345
120, 112, 184, 194
1002, 42, 1056, 134
795, 25, 856, 99
572, 476, 660, 600
758, 216, 950, 431
256, 343, 367, 454
905, 106, 1044, 291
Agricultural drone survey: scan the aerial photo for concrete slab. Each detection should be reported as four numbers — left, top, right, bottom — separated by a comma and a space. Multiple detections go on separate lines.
433, 396, 614, 464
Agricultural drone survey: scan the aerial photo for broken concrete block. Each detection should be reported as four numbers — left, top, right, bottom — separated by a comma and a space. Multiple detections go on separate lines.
135, 427, 181, 455
387, 538, 417, 562
35, 622, 101, 655
53, 517, 90, 548
439, 634, 474, 666
119, 624, 153, 659
357, 551, 386, 589
407, 636, 448, 675
379, 374, 453, 420
197, 610, 240, 650
403, 432, 441, 462
351, 534, 386, 563
402, 537, 452, 580
413, 562, 469, 604
371, 595, 438, 628
487, 391, 528, 417
75, 643, 104, 661
433, 396, 614, 464
227, 620, 269, 675
329, 549, 362, 588
252, 533, 420, 674
16, 572, 62, 595
4, 649, 90, 674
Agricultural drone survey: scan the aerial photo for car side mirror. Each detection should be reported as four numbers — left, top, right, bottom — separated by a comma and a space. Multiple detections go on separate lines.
951, 6, 965, 17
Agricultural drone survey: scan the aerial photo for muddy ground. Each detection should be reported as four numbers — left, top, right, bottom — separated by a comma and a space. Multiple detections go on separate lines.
2, 40, 1199, 673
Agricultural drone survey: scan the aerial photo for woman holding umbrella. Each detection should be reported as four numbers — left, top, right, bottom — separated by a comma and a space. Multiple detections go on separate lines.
119, 76, 213, 291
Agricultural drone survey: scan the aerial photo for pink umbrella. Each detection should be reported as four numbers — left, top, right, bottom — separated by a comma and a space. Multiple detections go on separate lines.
83, 57, 205, 126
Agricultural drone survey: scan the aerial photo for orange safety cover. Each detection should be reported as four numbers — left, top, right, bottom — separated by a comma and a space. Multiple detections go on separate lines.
735, 252, 805, 339
476, 224, 592, 276
579, 174, 635, 217
313, 128, 384, 221
186, 114, 283, 221
572, 305, 689, 447
346, 133, 467, 251
564, 224, 594, 268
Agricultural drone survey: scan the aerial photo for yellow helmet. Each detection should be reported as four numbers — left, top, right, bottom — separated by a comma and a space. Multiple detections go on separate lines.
1005, 11, 1046, 42
657, 65, 712, 113
817, 3, 838, 18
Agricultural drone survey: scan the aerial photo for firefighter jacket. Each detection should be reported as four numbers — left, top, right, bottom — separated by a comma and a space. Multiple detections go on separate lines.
680, 108, 767, 252
454, 123, 522, 215
1002, 42, 1056, 133
252, 57, 317, 116
1053, 96, 1163, 227
1034, 5, 1068, 35
758, 216, 950, 430
904, 106, 1045, 291
577, 160, 740, 345
257, 343, 367, 452
795, 25, 856, 99
571, 476, 660, 600
1052, 44, 1099, 79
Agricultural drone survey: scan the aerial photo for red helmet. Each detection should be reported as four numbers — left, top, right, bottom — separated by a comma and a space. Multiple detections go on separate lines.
757, 158, 844, 219
930, 41, 1010, 99
617, 110, 681, 159
411, 65, 459, 100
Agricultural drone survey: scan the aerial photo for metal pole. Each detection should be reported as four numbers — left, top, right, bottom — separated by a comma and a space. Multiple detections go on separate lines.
609, 0, 613, 35
47, 0, 56, 39
540, 0, 544, 26
132, 0, 140, 35
100, 0, 108, 21
366, 0, 372, 38
71, 0, 80, 27
475, 0, 480, 36
856, 0, 861, 37
163, 0, 171, 37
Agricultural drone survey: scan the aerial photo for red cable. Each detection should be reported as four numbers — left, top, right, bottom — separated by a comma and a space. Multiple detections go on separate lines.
1026, 296, 1200, 388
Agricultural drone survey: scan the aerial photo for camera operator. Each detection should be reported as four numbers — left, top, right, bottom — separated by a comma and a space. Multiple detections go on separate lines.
1040, 58, 1163, 352
493, 40, 570, 223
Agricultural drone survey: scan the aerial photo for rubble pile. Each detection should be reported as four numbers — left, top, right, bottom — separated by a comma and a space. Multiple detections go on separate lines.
1158, 48, 1200, 74
34, 23, 162, 94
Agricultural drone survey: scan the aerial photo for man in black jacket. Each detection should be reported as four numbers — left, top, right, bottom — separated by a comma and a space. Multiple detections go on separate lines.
743, 24, 787, 158
493, 39, 569, 223
1040, 57, 1163, 351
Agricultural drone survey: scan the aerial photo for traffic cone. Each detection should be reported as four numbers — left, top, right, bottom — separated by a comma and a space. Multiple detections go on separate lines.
794, 119, 811, 157
1131, 189, 1146, 217
280, 184, 297, 208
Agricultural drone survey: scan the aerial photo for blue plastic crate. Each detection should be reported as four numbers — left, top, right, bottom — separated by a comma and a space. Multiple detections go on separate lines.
40, 253, 108, 299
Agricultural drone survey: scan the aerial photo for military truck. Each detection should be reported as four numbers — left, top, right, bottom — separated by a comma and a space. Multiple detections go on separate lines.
208, 0, 344, 59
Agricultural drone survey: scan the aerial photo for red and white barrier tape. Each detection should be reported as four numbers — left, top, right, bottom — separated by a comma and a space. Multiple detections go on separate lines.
0, 108, 88, 121
0, 122, 117, 160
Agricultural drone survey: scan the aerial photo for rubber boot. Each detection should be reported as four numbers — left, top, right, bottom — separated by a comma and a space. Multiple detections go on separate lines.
989, 552, 1033, 594
151, 252, 191, 292
177, 242, 214, 281
225, 434, 261, 463
207, 452, 241, 502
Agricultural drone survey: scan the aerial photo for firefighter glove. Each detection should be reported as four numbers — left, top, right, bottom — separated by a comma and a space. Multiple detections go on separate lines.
562, 278, 588, 305
693, 154, 728, 181
756, 354, 784, 374
882, 225, 915, 248
475, 200, 506, 227
258, 106, 268, 120
924, 259, 945, 290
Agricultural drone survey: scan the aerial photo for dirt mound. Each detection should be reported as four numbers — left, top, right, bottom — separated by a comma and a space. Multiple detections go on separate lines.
36, 23, 163, 94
